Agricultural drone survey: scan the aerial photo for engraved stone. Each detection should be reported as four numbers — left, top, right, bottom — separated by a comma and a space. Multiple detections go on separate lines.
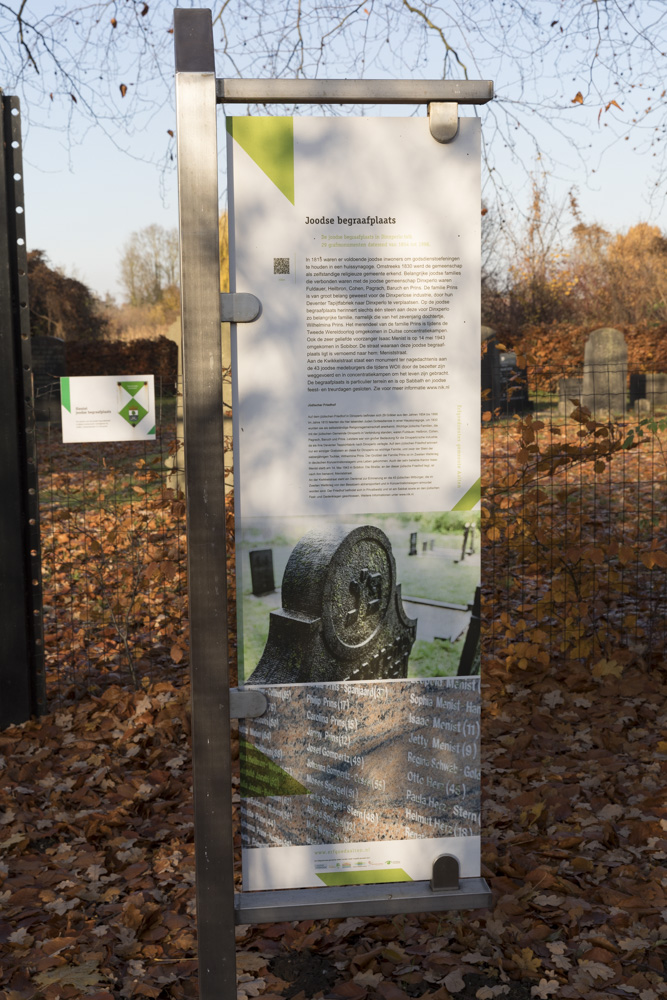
249, 548, 275, 596
630, 372, 667, 411
481, 331, 529, 414
557, 376, 583, 416
409, 532, 418, 556
582, 328, 627, 415
247, 524, 417, 684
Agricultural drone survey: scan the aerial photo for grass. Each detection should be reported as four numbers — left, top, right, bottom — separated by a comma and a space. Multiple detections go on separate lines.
407, 637, 464, 677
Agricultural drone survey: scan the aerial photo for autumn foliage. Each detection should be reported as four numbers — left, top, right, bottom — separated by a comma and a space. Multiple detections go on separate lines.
1, 335, 666, 996
482, 405, 667, 674
483, 180, 667, 355
2, 408, 667, 998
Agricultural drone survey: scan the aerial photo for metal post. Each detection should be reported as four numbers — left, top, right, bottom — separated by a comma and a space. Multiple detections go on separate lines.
174, 10, 237, 998
0, 94, 45, 728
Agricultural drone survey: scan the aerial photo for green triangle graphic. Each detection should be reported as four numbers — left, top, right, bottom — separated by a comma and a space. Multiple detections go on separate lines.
227, 117, 295, 204
240, 738, 310, 797
60, 377, 71, 413
120, 380, 147, 397
452, 477, 481, 511
119, 399, 148, 426
318, 869, 413, 886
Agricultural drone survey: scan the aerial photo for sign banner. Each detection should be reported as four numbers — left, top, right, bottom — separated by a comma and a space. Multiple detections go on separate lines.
228, 115, 481, 892
240, 676, 480, 890
60, 375, 156, 443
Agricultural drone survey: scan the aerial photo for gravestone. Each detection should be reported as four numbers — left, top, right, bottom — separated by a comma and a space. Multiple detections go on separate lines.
422, 542, 428, 553
481, 327, 502, 414
249, 549, 275, 596
31, 336, 66, 423
630, 372, 667, 411
498, 350, 530, 412
246, 524, 417, 684
409, 532, 417, 556
481, 329, 529, 414
558, 377, 583, 416
581, 328, 627, 416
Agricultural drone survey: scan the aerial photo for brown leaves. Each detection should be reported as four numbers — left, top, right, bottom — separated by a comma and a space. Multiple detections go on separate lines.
1, 409, 664, 1000
0, 679, 201, 997
483, 408, 667, 671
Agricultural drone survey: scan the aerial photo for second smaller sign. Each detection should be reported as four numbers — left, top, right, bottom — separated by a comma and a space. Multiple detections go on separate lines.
60, 375, 156, 443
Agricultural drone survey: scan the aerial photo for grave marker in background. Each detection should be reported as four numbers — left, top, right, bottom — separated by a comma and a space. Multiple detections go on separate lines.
558, 376, 583, 416
249, 549, 275, 596
630, 372, 667, 411
582, 328, 628, 416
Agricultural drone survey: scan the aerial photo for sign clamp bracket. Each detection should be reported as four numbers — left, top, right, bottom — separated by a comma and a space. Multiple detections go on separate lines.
428, 102, 460, 143
220, 292, 261, 324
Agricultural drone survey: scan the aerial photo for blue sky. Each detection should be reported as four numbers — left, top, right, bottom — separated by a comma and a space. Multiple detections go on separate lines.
14, 1, 667, 301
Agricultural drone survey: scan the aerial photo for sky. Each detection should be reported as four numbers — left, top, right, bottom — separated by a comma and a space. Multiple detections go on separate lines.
12, 1, 667, 302
22, 102, 664, 303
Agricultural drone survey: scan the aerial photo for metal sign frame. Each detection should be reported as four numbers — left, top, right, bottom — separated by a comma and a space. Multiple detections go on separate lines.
174, 9, 492, 997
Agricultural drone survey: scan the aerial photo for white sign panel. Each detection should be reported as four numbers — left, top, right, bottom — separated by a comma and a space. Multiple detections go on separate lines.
228, 115, 481, 893
228, 115, 480, 520
60, 375, 156, 443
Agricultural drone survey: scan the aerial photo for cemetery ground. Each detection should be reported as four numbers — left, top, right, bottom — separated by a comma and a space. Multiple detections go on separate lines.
1, 412, 667, 1000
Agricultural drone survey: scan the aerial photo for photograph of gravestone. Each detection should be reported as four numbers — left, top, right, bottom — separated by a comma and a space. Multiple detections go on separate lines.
240, 512, 481, 683
246, 524, 418, 684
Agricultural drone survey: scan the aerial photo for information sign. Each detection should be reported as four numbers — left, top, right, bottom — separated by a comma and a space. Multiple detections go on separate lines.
228, 115, 481, 893
60, 375, 156, 443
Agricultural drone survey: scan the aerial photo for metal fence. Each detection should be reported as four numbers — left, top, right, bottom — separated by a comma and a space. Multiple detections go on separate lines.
36, 377, 191, 704
483, 363, 667, 673
34, 365, 666, 708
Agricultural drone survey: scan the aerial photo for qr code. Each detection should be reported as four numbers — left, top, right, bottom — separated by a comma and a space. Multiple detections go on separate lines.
274, 257, 290, 275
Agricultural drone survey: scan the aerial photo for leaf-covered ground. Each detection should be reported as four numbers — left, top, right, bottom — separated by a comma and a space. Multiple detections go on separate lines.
1, 654, 665, 1000
5, 401, 664, 998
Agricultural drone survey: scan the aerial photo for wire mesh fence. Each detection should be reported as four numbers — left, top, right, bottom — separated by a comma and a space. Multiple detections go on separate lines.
36, 377, 191, 705
482, 361, 667, 675
34, 363, 667, 710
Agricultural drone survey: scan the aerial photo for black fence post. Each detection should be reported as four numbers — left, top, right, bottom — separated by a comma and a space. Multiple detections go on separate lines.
0, 94, 45, 728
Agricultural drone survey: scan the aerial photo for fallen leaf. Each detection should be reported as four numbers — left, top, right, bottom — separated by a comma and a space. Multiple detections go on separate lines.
35, 961, 102, 989
236, 953, 267, 973
444, 971, 466, 993
531, 981, 559, 998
